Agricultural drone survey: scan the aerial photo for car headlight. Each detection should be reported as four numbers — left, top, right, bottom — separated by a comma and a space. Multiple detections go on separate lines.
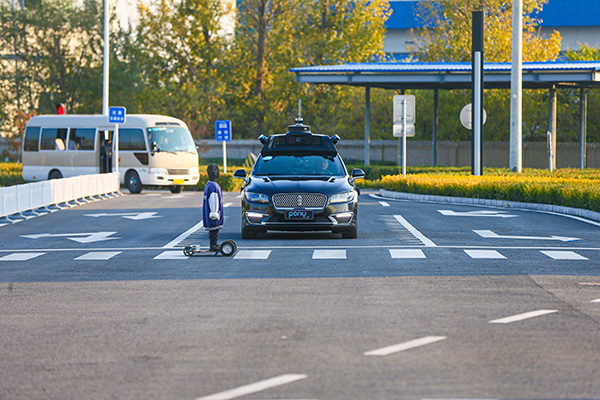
329, 191, 355, 204
245, 191, 269, 203
190, 167, 199, 175
149, 168, 167, 175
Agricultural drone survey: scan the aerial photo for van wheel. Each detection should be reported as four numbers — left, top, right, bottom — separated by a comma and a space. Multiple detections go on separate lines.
48, 170, 63, 180
125, 171, 143, 194
169, 185, 183, 194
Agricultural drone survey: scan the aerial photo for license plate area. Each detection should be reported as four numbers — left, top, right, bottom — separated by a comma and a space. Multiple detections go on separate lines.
173, 179, 184, 184
285, 209, 314, 220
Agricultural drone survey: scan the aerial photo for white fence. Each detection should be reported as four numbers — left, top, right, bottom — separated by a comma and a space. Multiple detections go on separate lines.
0, 173, 120, 221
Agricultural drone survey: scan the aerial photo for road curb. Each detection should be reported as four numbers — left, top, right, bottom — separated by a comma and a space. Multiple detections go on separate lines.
379, 189, 600, 223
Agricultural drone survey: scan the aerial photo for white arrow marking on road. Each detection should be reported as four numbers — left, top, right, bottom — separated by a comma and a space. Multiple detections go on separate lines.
473, 230, 580, 242
85, 212, 160, 220
438, 210, 517, 218
21, 232, 120, 243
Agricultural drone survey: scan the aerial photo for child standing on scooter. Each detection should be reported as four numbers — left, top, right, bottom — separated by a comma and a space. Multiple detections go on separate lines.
203, 164, 224, 251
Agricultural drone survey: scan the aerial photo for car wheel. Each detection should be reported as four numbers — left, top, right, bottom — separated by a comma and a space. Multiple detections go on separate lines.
125, 171, 143, 194
48, 170, 63, 180
169, 185, 183, 194
342, 227, 357, 239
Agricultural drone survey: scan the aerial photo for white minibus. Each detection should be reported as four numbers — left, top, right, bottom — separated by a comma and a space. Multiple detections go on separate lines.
22, 114, 200, 194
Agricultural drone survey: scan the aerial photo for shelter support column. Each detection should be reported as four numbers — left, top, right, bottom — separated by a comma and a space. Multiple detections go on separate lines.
549, 85, 557, 171
579, 87, 587, 169
364, 86, 371, 165
432, 89, 438, 166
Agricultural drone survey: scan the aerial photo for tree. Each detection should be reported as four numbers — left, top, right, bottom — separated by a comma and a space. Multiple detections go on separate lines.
119, 0, 231, 138
413, 0, 561, 62
0, 0, 104, 138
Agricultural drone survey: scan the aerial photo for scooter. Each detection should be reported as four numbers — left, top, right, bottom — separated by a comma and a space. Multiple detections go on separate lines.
183, 239, 238, 257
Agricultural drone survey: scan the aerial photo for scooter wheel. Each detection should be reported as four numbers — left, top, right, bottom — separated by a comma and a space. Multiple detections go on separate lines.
183, 245, 195, 257
219, 240, 237, 257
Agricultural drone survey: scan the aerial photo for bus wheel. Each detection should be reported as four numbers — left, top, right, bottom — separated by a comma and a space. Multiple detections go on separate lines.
125, 171, 143, 194
48, 170, 63, 180
169, 185, 183, 194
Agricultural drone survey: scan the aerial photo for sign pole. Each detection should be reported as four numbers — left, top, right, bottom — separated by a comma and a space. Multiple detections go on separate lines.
222, 140, 227, 174
114, 123, 119, 174
402, 99, 407, 178
472, 10, 484, 176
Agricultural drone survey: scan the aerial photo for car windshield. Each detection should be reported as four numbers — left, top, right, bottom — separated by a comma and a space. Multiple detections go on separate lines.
147, 126, 196, 153
253, 154, 346, 176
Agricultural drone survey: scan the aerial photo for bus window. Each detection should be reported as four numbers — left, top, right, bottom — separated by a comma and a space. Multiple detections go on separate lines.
24, 126, 41, 152
68, 128, 95, 151
40, 128, 68, 151
119, 128, 146, 151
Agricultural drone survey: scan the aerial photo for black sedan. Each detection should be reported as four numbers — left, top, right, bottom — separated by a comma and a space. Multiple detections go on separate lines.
234, 118, 364, 239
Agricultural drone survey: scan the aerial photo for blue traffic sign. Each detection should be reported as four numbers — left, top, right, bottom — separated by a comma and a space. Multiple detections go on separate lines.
109, 107, 126, 123
215, 120, 231, 141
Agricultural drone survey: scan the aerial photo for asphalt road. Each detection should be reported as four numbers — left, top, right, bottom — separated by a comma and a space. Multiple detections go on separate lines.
1, 189, 599, 400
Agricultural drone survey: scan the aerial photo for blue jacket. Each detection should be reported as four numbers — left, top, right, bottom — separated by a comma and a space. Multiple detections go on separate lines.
203, 180, 224, 230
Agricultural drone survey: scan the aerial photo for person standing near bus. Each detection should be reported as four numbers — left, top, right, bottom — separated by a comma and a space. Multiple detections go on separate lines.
203, 164, 224, 251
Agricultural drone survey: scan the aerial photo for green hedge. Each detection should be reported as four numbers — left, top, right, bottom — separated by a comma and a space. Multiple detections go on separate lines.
0, 163, 26, 187
356, 167, 600, 212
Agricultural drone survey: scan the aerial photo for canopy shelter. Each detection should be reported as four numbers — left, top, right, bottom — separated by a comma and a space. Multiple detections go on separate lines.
291, 61, 600, 167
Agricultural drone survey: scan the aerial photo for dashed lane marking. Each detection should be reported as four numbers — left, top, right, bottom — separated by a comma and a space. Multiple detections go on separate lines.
364, 336, 447, 356
75, 251, 121, 261
389, 249, 426, 259
195, 373, 308, 400
234, 250, 271, 260
379, 201, 390, 207
464, 249, 506, 259
540, 250, 589, 260
312, 249, 346, 259
489, 309, 558, 324
591, 298, 600, 303
163, 220, 204, 248
393, 215, 437, 247
0, 252, 45, 261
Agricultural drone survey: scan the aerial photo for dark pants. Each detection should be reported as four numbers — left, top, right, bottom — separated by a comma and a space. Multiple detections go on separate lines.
209, 229, 219, 248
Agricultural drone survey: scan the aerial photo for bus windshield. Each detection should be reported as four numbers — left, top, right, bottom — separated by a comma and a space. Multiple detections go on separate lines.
147, 126, 196, 153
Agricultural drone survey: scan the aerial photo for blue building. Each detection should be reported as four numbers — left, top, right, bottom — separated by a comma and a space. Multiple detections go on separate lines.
384, 0, 600, 59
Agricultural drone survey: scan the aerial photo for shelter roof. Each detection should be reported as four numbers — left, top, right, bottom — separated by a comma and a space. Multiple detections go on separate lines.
291, 61, 600, 90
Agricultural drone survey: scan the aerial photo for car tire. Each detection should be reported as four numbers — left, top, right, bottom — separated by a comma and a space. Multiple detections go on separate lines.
169, 185, 183, 194
48, 170, 63, 180
125, 171, 143, 194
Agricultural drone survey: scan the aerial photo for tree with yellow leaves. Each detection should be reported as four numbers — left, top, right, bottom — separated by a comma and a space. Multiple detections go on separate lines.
413, 0, 561, 62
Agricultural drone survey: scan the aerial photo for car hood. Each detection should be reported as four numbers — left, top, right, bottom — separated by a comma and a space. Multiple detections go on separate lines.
246, 176, 353, 197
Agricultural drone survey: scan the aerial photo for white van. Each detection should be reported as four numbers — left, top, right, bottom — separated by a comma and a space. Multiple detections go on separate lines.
22, 114, 200, 194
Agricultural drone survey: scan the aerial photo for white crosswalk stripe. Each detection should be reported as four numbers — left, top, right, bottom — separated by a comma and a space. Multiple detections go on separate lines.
234, 250, 271, 260
313, 249, 346, 259
540, 250, 588, 260
464, 249, 507, 259
154, 251, 188, 260
0, 252, 45, 261
389, 249, 426, 259
75, 251, 121, 261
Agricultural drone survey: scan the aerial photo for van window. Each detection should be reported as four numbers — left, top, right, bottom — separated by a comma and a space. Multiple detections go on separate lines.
41, 128, 68, 151
68, 128, 95, 151
24, 126, 41, 152
119, 128, 146, 151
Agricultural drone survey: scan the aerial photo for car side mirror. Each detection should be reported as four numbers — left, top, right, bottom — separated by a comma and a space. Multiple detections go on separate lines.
234, 169, 247, 179
351, 168, 365, 179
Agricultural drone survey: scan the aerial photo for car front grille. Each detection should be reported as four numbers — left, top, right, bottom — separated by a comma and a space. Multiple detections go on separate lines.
168, 168, 189, 175
272, 193, 327, 209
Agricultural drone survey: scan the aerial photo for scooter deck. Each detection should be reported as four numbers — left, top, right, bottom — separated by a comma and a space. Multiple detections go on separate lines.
183, 240, 237, 257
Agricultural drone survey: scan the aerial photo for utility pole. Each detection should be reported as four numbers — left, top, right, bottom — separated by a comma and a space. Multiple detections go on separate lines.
471, 10, 484, 176
509, 0, 523, 172
103, 0, 110, 115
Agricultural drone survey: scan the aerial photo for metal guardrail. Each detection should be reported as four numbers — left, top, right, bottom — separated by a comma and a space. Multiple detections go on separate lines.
0, 173, 120, 222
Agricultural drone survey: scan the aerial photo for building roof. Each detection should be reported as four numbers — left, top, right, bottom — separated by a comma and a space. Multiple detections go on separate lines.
385, 0, 600, 30
291, 61, 600, 90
